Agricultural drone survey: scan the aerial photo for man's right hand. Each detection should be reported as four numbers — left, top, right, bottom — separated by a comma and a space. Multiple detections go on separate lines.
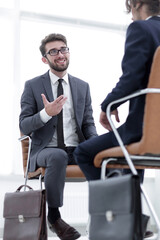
99, 109, 120, 131
41, 93, 67, 117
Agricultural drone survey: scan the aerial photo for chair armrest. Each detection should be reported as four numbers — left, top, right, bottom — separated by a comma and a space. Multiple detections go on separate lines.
18, 134, 32, 180
106, 88, 160, 175
18, 135, 31, 142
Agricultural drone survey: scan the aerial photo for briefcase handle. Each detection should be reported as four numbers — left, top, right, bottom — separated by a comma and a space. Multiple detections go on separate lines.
16, 185, 33, 192
101, 159, 122, 180
106, 169, 122, 179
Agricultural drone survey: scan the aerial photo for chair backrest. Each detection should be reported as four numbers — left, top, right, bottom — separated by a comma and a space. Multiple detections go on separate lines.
139, 46, 160, 154
20, 132, 85, 181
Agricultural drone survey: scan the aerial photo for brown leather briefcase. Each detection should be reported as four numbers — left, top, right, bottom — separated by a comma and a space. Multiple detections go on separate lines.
3, 185, 47, 240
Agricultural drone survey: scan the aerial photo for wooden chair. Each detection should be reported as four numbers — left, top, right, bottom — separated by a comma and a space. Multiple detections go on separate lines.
19, 133, 85, 182
93, 46, 160, 238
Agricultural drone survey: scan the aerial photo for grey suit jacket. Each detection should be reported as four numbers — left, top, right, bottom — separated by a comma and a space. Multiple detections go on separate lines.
19, 71, 97, 171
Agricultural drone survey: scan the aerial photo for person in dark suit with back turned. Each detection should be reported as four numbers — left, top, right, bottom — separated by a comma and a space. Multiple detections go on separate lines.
74, 0, 160, 180
74, 1, 160, 237
74, 0, 160, 237
19, 33, 97, 240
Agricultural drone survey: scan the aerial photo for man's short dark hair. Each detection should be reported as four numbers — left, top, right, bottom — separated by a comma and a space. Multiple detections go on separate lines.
39, 33, 67, 57
125, 0, 160, 14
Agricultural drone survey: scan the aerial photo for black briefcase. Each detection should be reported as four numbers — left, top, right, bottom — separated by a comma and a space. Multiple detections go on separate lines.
89, 169, 143, 240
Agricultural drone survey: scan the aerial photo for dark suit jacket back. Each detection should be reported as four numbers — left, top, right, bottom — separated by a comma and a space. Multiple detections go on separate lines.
101, 16, 160, 144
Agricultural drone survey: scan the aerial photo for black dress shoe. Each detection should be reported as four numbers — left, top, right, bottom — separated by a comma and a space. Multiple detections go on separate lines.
48, 217, 81, 240
144, 230, 154, 238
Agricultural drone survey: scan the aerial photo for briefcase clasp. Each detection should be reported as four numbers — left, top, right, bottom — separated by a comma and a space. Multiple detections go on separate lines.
106, 211, 114, 222
18, 215, 25, 223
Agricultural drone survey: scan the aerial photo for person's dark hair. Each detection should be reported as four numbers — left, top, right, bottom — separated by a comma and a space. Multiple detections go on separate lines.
125, 0, 160, 14
39, 33, 67, 56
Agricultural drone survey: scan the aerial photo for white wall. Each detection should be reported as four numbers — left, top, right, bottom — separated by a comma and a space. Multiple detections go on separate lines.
0, 0, 130, 175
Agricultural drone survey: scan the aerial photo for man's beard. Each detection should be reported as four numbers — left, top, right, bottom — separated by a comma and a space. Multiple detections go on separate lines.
48, 59, 69, 72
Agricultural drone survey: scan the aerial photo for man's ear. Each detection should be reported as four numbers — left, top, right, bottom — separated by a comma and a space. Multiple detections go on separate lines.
42, 57, 48, 64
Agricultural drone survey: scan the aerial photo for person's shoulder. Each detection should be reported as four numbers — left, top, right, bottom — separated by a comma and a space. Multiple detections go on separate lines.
128, 18, 159, 40
126, 20, 154, 40
68, 74, 89, 86
128, 19, 153, 31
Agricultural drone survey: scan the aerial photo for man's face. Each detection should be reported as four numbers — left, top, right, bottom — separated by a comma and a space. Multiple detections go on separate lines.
43, 41, 70, 74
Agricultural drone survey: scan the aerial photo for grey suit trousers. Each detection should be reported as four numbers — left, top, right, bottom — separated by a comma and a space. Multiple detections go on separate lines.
37, 148, 69, 208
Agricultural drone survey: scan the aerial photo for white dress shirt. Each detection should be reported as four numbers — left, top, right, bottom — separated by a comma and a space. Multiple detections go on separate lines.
40, 71, 79, 147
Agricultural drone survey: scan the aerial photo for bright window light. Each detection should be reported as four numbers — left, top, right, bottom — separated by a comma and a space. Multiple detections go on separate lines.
0, 1, 154, 179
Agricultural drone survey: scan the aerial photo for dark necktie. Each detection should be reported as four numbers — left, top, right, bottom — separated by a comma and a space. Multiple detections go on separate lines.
57, 79, 65, 149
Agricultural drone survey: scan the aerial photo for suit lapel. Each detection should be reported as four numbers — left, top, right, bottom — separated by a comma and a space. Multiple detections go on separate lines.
68, 74, 77, 113
69, 75, 85, 142
42, 71, 54, 102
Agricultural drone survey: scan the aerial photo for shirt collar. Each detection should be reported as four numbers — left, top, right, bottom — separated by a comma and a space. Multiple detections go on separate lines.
49, 70, 69, 85
145, 16, 152, 20
146, 15, 160, 20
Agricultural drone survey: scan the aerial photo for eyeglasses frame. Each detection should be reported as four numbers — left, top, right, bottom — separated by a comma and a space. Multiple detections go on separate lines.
44, 47, 69, 57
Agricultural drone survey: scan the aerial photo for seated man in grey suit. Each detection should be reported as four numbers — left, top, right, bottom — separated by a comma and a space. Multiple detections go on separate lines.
19, 33, 97, 240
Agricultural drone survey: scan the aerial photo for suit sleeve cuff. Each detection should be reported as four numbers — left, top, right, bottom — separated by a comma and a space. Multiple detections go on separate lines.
101, 101, 107, 112
40, 108, 52, 123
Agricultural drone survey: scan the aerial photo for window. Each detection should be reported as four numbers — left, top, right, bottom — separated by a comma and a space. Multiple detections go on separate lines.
0, 0, 132, 174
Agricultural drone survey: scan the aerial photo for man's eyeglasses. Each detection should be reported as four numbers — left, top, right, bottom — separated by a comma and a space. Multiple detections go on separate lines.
44, 47, 69, 57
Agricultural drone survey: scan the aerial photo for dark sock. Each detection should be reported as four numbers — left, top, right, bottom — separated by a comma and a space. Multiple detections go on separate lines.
48, 207, 61, 224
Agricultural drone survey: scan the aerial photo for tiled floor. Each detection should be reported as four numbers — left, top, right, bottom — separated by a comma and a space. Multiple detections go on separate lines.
46, 234, 157, 240
48, 237, 88, 240
0, 237, 88, 240
0, 235, 157, 240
